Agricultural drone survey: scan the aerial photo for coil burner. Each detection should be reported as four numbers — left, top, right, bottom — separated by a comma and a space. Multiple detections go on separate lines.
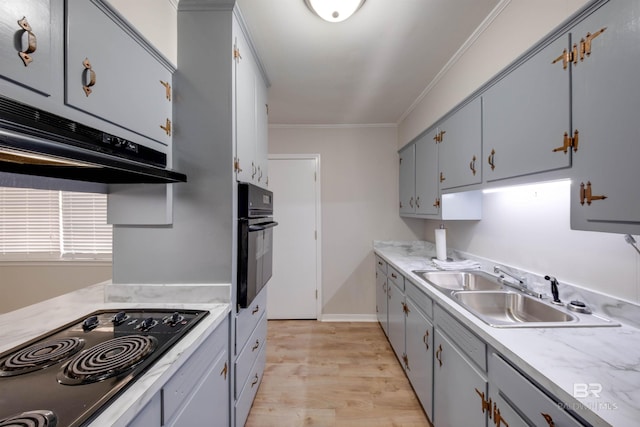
0, 338, 84, 377
58, 335, 157, 385
0, 410, 57, 427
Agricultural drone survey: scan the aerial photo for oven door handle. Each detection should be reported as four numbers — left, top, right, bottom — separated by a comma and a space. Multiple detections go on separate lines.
248, 221, 279, 232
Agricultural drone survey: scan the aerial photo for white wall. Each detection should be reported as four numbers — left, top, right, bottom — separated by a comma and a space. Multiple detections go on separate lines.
269, 126, 423, 317
399, 0, 640, 304
108, 0, 178, 65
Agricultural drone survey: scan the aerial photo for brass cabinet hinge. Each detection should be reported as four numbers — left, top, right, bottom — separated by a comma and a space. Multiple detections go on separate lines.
233, 45, 242, 62
160, 118, 172, 136
433, 130, 446, 143
579, 181, 607, 206
552, 130, 579, 154
553, 27, 606, 69
433, 197, 440, 208
234, 157, 242, 173
160, 80, 172, 101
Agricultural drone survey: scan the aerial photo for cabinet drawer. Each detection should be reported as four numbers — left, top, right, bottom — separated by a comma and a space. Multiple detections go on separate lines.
235, 287, 267, 355
387, 265, 404, 291
434, 304, 486, 371
489, 353, 584, 427
375, 254, 387, 275
235, 311, 267, 399
405, 280, 433, 319
235, 344, 267, 427
163, 316, 229, 422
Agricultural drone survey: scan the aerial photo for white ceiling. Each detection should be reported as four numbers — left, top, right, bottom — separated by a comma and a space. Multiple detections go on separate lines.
236, 0, 500, 125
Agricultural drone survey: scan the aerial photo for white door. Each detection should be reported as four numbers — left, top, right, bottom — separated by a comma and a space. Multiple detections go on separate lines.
267, 156, 320, 319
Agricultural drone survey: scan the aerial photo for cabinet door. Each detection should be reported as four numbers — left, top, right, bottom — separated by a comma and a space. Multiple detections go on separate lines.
387, 281, 405, 362
255, 72, 269, 187
487, 387, 529, 427
439, 98, 482, 189
168, 350, 229, 427
570, 0, 640, 234
65, 0, 172, 146
0, 0, 52, 96
399, 144, 415, 215
433, 329, 488, 427
375, 270, 388, 336
415, 133, 439, 215
405, 297, 433, 421
483, 34, 571, 182
127, 392, 161, 427
234, 18, 257, 184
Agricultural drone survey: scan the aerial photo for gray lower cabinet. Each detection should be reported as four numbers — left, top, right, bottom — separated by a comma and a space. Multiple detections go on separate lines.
0, 0, 52, 96
234, 287, 268, 427
127, 315, 230, 427
404, 284, 434, 421
387, 278, 405, 362
569, 0, 640, 234
438, 97, 482, 190
488, 352, 584, 427
375, 266, 388, 336
65, 0, 173, 146
433, 305, 488, 427
483, 30, 571, 182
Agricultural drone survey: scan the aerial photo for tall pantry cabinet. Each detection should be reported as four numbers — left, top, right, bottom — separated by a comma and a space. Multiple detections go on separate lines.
176, 1, 270, 426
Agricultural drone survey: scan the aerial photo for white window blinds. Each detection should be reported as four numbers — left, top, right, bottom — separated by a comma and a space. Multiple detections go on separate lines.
0, 187, 112, 259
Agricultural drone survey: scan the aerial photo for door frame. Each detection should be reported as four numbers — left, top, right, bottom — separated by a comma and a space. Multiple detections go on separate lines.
268, 154, 323, 320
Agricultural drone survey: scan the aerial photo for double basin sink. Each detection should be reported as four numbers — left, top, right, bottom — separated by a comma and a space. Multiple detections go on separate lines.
412, 270, 616, 328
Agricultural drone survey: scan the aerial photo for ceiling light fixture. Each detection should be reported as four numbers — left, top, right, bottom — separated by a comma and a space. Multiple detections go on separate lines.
304, 0, 366, 23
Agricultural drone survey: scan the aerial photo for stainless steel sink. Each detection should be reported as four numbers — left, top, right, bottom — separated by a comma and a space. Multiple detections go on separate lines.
453, 291, 577, 327
413, 270, 504, 291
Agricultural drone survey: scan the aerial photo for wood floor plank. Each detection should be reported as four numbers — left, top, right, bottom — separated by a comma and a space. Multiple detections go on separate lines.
245, 320, 431, 427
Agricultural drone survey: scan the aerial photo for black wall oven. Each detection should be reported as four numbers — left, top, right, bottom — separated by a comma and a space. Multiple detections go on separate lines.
237, 182, 278, 309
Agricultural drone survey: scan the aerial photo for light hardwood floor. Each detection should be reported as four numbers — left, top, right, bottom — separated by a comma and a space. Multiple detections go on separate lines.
245, 320, 432, 427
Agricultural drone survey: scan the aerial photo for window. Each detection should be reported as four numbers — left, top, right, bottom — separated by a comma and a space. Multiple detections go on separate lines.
0, 187, 112, 260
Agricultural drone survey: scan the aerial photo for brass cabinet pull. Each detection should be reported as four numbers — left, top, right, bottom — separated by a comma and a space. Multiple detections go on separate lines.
409, 196, 414, 208
488, 149, 496, 171
251, 373, 259, 387
17, 17, 37, 66
435, 344, 443, 367
423, 329, 429, 350
387, 286, 391, 299
220, 361, 228, 380
82, 58, 96, 97
469, 155, 477, 175
160, 80, 172, 101
580, 181, 607, 206
391, 273, 397, 279
541, 412, 555, 427
552, 44, 578, 69
402, 301, 410, 315
252, 339, 260, 351
160, 118, 172, 136
440, 172, 445, 183
252, 305, 260, 315
415, 196, 420, 209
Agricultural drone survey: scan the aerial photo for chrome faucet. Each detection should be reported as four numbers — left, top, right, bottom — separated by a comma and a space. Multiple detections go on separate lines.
493, 265, 526, 287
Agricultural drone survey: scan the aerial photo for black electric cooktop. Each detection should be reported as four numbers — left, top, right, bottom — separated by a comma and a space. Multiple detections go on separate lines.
0, 308, 209, 427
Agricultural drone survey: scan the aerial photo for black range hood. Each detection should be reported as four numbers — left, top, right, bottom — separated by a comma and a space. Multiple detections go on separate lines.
0, 95, 186, 184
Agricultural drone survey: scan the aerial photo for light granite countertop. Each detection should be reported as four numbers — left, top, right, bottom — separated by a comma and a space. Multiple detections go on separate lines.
374, 240, 640, 427
0, 281, 231, 427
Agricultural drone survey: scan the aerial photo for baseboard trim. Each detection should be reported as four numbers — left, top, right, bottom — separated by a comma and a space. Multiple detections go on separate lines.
319, 314, 378, 322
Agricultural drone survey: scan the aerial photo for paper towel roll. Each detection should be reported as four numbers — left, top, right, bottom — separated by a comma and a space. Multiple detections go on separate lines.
435, 228, 447, 261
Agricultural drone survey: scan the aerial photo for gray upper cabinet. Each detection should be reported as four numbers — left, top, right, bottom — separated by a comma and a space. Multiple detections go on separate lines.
399, 132, 439, 217
483, 32, 571, 182
438, 97, 482, 190
66, 0, 173, 146
569, 0, 640, 234
234, 14, 269, 188
0, 0, 52, 96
